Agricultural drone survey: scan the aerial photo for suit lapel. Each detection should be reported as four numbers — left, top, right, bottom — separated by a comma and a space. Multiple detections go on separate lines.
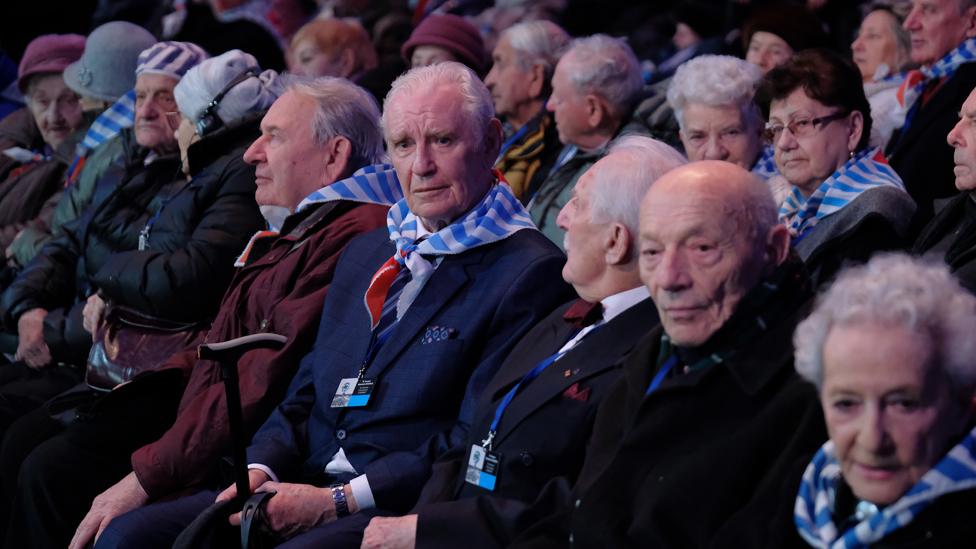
366, 248, 485, 379
491, 299, 657, 447
891, 74, 964, 159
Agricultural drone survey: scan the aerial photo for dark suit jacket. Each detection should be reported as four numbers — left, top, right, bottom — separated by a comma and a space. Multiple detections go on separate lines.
411, 297, 659, 548
511, 266, 827, 549
886, 63, 976, 231
245, 227, 573, 512
913, 192, 976, 293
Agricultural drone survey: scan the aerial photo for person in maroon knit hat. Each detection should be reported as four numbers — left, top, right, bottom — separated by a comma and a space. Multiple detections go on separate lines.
401, 13, 487, 75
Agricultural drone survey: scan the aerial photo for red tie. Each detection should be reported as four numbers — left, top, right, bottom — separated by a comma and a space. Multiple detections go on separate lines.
364, 255, 404, 331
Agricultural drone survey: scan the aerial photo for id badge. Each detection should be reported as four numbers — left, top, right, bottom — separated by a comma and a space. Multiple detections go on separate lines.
331, 377, 375, 408
464, 444, 500, 491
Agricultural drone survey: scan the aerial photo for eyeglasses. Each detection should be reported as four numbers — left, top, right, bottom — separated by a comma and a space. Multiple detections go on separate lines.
763, 111, 850, 144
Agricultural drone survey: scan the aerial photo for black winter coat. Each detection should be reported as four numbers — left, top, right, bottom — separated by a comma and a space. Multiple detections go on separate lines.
0, 120, 264, 364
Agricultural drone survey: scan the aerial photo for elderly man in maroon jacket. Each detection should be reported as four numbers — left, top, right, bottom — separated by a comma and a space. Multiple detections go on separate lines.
61, 76, 403, 549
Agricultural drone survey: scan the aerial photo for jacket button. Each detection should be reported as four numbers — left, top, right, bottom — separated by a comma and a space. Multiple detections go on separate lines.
259, 318, 270, 331
520, 451, 534, 466
336, 429, 347, 440
575, 498, 581, 508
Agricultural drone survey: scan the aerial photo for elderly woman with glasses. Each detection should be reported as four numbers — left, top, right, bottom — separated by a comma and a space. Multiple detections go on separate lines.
793, 254, 976, 547
757, 48, 916, 287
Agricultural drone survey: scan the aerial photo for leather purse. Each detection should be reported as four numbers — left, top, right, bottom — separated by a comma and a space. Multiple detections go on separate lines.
85, 304, 207, 392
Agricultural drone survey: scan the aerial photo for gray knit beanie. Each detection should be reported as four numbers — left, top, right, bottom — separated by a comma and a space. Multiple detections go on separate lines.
174, 49, 283, 133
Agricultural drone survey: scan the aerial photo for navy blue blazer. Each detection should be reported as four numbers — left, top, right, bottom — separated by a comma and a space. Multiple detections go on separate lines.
246, 226, 573, 511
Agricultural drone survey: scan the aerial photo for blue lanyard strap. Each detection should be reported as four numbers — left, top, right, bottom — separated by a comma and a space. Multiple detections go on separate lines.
645, 355, 678, 395
497, 124, 531, 160
481, 325, 601, 450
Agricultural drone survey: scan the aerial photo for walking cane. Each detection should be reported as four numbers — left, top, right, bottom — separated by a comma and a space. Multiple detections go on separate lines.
197, 333, 288, 505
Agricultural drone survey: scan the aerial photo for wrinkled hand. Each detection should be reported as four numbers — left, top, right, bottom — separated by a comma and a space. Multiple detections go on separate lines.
82, 294, 107, 339
69, 472, 149, 549
215, 468, 271, 505
361, 515, 418, 549
228, 481, 335, 539
15, 307, 51, 368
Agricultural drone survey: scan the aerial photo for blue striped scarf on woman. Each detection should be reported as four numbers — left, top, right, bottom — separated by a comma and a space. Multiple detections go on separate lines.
795, 426, 976, 549
778, 147, 904, 241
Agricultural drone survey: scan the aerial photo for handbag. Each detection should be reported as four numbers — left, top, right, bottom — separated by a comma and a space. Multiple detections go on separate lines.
85, 304, 207, 392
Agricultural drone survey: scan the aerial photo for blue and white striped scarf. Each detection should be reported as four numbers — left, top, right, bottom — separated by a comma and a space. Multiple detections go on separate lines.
795, 426, 976, 549
778, 147, 905, 240
751, 144, 778, 181
66, 90, 137, 185
385, 178, 535, 318
234, 163, 403, 266
78, 89, 136, 154
896, 38, 976, 115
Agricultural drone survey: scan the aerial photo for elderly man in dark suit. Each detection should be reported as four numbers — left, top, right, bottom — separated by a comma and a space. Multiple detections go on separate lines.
359, 136, 686, 549
886, 0, 976, 229
512, 161, 828, 548
93, 61, 572, 549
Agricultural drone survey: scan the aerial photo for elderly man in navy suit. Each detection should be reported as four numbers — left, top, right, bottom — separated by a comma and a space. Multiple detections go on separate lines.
359, 136, 687, 549
93, 62, 572, 548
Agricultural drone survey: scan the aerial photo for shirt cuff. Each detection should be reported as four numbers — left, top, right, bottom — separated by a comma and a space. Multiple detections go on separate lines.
248, 463, 278, 483
349, 474, 375, 511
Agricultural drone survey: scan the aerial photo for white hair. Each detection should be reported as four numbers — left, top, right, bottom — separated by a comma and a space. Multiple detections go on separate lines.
382, 61, 494, 144
794, 254, 976, 393
501, 20, 571, 92
666, 54, 764, 131
286, 75, 385, 169
562, 34, 644, 120
589, 135, 687, 253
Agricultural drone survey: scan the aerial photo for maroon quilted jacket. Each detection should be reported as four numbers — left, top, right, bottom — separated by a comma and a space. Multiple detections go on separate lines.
131, 200, 389, 498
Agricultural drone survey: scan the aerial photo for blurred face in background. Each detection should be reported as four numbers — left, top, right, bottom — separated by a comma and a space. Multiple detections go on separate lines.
679, 103, 763, 169
852, 9, 902, 81
25, 73, 83, 151
410, 45, 457, 68
903, 0, 976, 66
746, 31, 793, 74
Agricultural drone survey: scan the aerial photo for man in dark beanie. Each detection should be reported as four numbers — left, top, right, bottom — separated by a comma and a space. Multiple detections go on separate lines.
742, 4, 830, 74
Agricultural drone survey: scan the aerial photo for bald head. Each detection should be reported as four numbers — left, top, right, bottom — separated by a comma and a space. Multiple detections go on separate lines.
638, 160, 790, 346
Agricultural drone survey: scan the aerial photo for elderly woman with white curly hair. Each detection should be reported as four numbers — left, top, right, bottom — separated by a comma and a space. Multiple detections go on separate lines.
666, 54, 790, 204
793, 253, 976, 548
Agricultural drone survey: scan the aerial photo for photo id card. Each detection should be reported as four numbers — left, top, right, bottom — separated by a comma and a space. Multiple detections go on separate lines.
464, 444, 500, 491
331, 377, 375, 408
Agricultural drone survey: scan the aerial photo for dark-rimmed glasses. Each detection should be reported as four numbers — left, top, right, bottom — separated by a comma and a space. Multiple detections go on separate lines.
763, 111, 850, 144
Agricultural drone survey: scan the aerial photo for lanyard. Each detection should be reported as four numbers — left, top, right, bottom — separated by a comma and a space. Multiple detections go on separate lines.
481, 325, 601, 450
496, 124, 531, 161
545, 145, 578, 178
645, 355, 678, 396
138, 178, 194, 250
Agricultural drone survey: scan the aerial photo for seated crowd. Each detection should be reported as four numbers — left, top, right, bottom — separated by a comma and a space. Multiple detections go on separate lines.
0, 0, 973, 548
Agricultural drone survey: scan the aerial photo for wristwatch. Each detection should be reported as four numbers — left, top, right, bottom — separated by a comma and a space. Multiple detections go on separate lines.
330, 483, 350, 518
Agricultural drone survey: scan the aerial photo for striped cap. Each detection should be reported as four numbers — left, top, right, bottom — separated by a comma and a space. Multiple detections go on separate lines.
135, 41, 209, 81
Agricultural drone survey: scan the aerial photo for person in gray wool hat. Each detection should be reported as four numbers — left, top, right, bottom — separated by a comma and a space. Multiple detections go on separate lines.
63, 21, 157, 107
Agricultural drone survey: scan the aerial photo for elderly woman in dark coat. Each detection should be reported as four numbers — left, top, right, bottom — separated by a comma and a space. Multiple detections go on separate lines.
793, 254, 976, 548
757, 48, 916, 288
0, 48, 283, 548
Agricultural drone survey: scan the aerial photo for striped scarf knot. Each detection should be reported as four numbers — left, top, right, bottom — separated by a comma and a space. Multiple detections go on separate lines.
778, 147, 904, 241
233, 163, 403, 267
380, 174, 535, 320
795, 425, 976, 549
896, 38, 976, 119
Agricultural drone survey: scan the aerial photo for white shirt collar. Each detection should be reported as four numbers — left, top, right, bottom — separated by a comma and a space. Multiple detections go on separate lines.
597, 285, 651, 325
